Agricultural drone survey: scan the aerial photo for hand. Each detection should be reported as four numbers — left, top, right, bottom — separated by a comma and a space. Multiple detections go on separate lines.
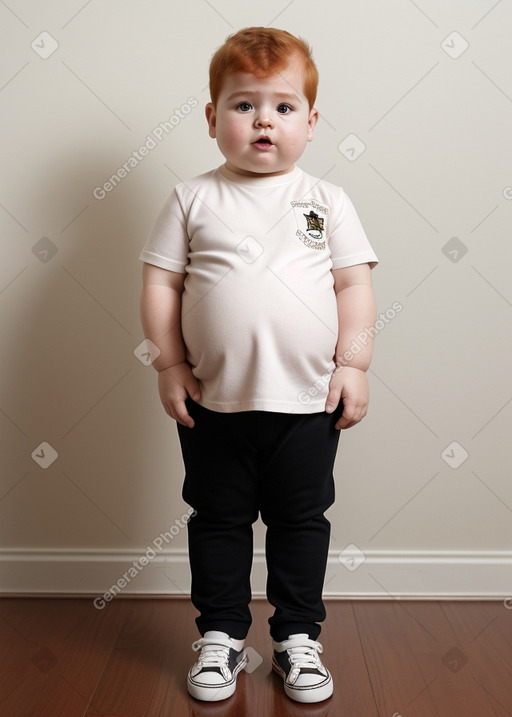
325, 366, 369, 430
157, 362, 201, 428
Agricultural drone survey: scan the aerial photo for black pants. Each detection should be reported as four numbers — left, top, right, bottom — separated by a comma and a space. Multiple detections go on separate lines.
177, 399, 342, 642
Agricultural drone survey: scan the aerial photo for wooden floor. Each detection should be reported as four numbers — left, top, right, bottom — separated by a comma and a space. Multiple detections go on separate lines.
1, 597, 511, 716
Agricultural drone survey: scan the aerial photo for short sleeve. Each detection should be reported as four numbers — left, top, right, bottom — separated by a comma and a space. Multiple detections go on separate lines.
328, 190, 378, 270
139, 188, 189, 273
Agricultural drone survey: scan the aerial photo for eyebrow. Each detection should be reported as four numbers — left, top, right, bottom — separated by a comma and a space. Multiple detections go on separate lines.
225, 90, 302, 103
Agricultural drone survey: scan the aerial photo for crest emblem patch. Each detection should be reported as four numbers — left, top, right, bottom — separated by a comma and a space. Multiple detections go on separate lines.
291, 199, 328, 250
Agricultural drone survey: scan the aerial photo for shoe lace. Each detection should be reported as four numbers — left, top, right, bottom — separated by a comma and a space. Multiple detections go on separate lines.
281, 637, 324, 679
192, 636, 232, 669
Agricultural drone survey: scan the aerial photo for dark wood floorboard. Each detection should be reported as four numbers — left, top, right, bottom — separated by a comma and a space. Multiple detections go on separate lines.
0, 597, 510, 716
0, 597, 130, 716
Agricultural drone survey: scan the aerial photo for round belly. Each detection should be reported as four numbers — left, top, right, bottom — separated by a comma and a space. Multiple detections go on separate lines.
181, 271, 338, 390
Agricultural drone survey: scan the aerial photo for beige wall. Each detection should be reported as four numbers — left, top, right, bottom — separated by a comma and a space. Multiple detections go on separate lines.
1, 0, 511, 597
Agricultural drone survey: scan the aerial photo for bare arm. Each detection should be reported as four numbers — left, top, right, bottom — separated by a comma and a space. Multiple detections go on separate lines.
325, 263, 377, 430
139, 263, 200, 427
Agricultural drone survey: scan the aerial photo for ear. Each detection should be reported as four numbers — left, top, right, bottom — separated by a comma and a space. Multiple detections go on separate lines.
307, 107, 319, 142
205, 102, 217, 139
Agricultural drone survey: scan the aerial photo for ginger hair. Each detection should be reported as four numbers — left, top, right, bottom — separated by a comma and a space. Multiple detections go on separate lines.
209, 27, 319, 108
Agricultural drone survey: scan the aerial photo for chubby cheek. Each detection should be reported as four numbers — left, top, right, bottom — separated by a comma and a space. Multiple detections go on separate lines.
217, 119, 246, 153
282, 131, 307, 156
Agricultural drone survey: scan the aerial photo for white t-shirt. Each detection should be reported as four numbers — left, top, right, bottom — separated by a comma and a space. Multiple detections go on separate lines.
140, 164, 378, 413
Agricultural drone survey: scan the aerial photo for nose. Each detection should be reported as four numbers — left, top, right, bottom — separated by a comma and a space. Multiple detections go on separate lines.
255, 115, 274, 129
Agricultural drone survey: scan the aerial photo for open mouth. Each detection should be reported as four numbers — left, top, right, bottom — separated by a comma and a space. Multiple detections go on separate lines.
254, 136, 273, 147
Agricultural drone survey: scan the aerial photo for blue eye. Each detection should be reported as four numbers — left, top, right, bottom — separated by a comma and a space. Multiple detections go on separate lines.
277, 104, 292, 114
237, 102, 253, 112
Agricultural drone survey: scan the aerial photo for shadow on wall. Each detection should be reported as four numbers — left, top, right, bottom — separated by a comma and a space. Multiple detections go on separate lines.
0, 143, 189, 574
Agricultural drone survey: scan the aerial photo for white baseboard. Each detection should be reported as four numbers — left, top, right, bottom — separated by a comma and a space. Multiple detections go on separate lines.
1, 549, 511, 602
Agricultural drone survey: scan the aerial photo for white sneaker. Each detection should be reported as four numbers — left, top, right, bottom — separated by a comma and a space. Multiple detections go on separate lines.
187, 630, 247, 701
272, 633, 333, 703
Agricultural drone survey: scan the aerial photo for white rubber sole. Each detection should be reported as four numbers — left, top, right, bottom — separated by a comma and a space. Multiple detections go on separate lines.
187, 651, 247, 702
187, 675, 237, 702
272, 655, 333, 703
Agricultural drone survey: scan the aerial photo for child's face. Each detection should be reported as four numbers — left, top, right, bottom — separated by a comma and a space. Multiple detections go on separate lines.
205, 57, 318, 177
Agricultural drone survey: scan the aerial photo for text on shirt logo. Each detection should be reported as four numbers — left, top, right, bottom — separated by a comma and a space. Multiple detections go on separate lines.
291, 199, 328, 250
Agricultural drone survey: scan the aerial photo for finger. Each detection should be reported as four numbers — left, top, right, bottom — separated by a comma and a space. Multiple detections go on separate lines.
169, 398, 195, 428
325, 388, 341, 414
336, 402, 367, 430
174, 411, 195, 429
335, 396, 358, 429
342, 398, 357, 423
335, 411, 351, 430
335, 415, 350, 430
186, 378, 201, 403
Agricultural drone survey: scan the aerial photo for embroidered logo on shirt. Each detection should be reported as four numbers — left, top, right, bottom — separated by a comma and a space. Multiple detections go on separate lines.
291, 199, 328, 250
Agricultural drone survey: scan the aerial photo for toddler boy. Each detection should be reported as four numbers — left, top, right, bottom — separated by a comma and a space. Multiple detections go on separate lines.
139, 27, 378, 703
